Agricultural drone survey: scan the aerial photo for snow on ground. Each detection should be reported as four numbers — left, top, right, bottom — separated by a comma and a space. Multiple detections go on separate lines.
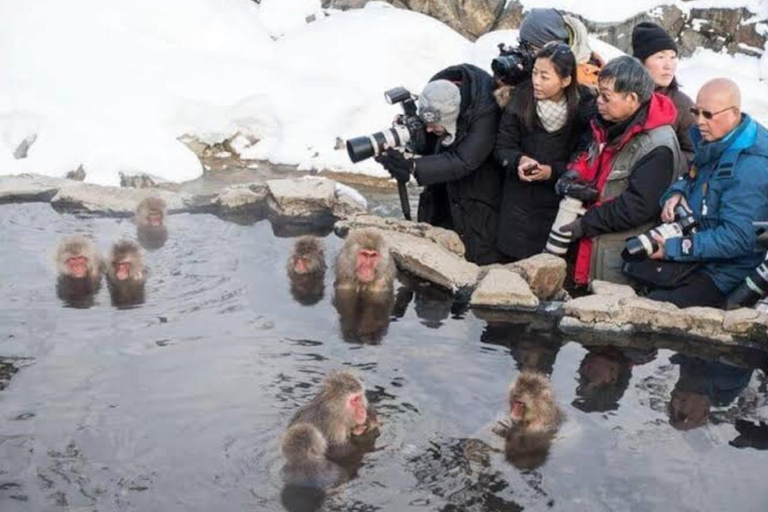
516, 0, 767, 23
0, 0, 767, 185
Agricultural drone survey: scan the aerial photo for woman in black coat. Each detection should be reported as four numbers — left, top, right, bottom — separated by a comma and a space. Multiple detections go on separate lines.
495, 42, 595, 261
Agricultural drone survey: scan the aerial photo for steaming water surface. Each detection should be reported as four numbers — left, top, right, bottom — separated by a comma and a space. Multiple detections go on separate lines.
1, 203, 767, 511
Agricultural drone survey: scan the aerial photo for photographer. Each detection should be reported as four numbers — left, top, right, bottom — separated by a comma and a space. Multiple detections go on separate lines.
495, 42, 596, 261
559, 56, 687, 286
644, 79, 768, 308
375, 64, 502, 265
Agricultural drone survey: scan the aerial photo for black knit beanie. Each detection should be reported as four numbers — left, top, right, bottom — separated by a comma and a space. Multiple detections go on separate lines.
632, 22, 677, 62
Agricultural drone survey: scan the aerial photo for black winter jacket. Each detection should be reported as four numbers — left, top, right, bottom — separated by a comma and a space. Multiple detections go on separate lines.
414, 64, 503, 265
495, 82, 596, 260
659, 84, 695, 164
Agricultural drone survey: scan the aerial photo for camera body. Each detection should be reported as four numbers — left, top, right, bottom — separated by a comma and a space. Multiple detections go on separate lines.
346, 87, 427, 163
491, 42, 535, 86
622, 205, 699, 261
544, 174, 599, 256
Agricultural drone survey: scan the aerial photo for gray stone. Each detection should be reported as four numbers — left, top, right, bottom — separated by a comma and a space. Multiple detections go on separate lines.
590, 280, 637, 298
51, 184, 190, 216
563, 294, 624, 324
507, 253, 566, 300
470, 268, 539, 310
0, 174, 66, 204
213, 183, 268, 213
723, 308, 768, 342
619, 297, 690, 332
380, 231, 480, 293
266, 177, 336, 220
335, 214, 465, 256
13, 134, 37, 159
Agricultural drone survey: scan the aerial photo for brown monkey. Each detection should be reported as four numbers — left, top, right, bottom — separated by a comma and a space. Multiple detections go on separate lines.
281, 424, 345, 489
508, 371, 564, 432
135, 197, 168, 250
334, 229, 396, 293
285, 371, 379, 462
287, 236, 327, 306
106, 240, 146, 308
55, 235, 102, 308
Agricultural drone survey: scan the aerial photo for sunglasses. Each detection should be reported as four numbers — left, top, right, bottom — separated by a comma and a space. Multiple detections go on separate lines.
690, 106, 735, 120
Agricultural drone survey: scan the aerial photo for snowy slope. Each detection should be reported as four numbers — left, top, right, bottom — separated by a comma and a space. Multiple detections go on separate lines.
0, 0, 766, 185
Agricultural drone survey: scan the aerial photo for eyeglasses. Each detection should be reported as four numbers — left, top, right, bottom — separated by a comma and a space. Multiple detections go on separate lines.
690, 106, 736, 120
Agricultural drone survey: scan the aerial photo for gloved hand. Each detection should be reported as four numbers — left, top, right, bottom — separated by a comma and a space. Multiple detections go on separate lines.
555, 170, 598, 202
375, 149, 414, 183
560, 219, 584, 240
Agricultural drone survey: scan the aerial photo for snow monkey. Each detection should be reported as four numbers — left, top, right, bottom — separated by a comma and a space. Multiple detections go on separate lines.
287, 236, 327, 306
508, 371, 564, 432
55, 235, 102, 308
106, 240, 146, 308
281, 371, 380, 488
334, 229, 396, 293
135, 196, 168, 250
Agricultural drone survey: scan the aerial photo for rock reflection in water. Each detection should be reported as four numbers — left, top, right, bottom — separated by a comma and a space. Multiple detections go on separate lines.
668, 354, 754, 431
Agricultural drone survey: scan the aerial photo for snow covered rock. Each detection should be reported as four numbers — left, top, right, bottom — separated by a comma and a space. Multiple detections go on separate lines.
213, 183, 269, 214
0, 174, 67, 204
50, 184, 191, 216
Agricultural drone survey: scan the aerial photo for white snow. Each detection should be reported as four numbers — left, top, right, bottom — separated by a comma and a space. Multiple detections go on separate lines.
1, 0, 767, 185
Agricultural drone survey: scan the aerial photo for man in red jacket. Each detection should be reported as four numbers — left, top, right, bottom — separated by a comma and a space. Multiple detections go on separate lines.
557, 56, 687, 285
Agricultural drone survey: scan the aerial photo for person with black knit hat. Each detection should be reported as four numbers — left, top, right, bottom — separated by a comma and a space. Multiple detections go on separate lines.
632, 21, 695, 163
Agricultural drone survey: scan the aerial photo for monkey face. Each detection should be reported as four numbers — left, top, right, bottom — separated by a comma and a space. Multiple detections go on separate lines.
348, 392, 368, 429
114, 260, 132, 280
66, 255, 90, 278
510, 395, 527, 422
147, 211, 164, 226
355, 249, 381, 283
294, 256, 310, 275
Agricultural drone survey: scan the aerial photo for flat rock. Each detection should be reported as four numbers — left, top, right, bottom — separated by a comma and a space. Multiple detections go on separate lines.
266, 177, 336, 220
51, 183, 191, 215
378, 231, 480, 293
213, 183, 268, 212
335, 214, 465, 256
470, 268, 539, 310
590, 280, 637, 298
723, 308, 768, 342
563, 294, 624, 324
0, 174, 68, 203
507, 253, 566, 300
619, 297, 690, 331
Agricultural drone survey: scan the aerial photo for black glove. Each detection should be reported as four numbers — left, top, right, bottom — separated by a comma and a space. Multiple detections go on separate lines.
375, 149, 414, 183
555, 170, 598, 202
560, 219, 584, 241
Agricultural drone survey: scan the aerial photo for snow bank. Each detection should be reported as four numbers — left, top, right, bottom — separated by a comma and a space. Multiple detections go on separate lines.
0, 0, 767, 185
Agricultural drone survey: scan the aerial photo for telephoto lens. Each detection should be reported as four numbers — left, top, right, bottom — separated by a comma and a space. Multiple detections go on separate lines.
623, 205, 699, 261
346, 125, 411, 163
545, 197, 586, 255
725, 259, 768, 309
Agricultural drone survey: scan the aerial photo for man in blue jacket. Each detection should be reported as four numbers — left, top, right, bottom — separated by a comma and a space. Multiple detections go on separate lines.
648, 78, 768, 308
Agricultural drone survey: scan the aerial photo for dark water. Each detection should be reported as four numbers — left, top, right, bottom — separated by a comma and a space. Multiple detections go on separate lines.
1, 203, 767, 512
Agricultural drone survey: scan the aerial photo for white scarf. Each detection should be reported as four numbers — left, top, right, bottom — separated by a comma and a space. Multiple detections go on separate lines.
536, 97, 568, 133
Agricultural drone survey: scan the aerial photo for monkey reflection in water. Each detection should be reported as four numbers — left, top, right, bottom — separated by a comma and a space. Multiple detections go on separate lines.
286, 236, 327, 306
495, 371, 564, 470
55, 235, 103, 308
280, 371, 380, 510
332, 230, 396, 344
106, 240, 146, 308
135, 197, 168, 250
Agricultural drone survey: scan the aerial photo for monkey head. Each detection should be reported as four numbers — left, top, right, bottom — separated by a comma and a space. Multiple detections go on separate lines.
288, 236, 327, 276
136, 197, 166, 227
508, 371, 562, 431
108, 241, 144, 282
321, 371, 368, 433
56, 235, 100, 281
334, 229, 395, 292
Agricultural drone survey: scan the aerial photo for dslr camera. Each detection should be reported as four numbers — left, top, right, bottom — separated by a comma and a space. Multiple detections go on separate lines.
622, 205, 699, 261
725, 222, 768, 309
491, 41, 535, 86
544, 173, 599, 256
346, 87, 427, 163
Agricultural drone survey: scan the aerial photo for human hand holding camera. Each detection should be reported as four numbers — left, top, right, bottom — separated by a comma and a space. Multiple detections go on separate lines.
375, 148, 414, 183
661, 194, 691, 223
555, 170, 599, 202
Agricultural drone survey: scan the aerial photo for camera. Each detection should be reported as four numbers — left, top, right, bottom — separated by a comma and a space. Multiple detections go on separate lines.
346, 87, 427, 163
622, 205, 699, 261
725, 222, 768, 309
491, 42, 535, 86
544, 174, 599, 255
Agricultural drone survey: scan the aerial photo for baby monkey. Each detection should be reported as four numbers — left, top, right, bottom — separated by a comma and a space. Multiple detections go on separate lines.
508, 371, 564, 432
287, 236, 327, 306
135, 197, 168, 250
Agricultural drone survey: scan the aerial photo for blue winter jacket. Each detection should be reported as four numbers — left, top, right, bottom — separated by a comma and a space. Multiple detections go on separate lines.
661, 114, 768, 293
